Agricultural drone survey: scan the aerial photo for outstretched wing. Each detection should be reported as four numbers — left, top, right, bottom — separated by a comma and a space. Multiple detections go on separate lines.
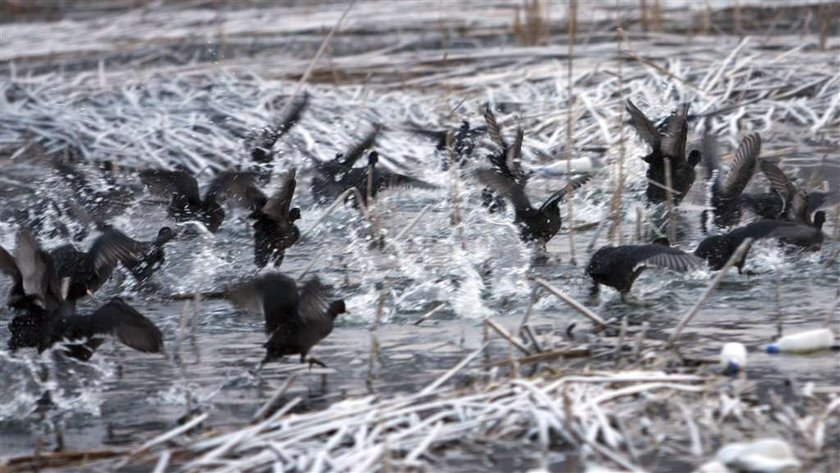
758, 159, 797, 200
14, 227, 56, 303
631, 245, 704, 272
223, 280, 265, 318
0, 244, 20, 282
250, 93, 310, 164
660, 103, 689, 163
484, 107, 508, 150
538, 174, 592, 212
720, 133, 760, 199
476, 168, 531, 211
297, 278, 333, 324
65, 298, 164, 353
340, 126, 381, 169
625, 99, 659, 149
88, 228, 150, 274
205, 171, 267, 211
261, 168, 297, 225
139, 170, 202, 205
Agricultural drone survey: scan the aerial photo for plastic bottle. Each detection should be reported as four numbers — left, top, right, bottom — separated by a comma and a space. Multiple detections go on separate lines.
719, 342, 747, 374
766, 328, 834, 354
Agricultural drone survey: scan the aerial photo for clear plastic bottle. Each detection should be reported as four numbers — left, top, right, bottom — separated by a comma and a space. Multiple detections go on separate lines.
766, 328, 834, 354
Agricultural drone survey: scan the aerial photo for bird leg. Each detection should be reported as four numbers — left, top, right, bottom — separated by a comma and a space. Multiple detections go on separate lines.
302, 354, 327, 369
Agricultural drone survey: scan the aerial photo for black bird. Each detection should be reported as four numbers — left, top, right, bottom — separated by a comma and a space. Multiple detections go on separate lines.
111, 227, 177, 286
223, 273, 346, 367
140, 169, 256, 232
247, 93, 309, 181
587, 243, 703, 299
756, 159, 830, 225
1, 228, 164, 360
410, 120, 487, 167
694, 214, 826, 273
478, 110, 591, 246
311, 128, 434, 205
626, 100, 701, 204
310, 126, 381, 203
703, 132, 762, 229
49, 226, 171, 303
222, 169, 302, 268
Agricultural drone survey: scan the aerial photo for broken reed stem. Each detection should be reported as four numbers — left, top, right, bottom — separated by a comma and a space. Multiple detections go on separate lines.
413, 301, 446, 326
418, 342, 488, 396
252, 375, 297, 423
485, 319, 531, 356
608, 26, 626, 246
565, 0, 579, 265
367, 285, 387, 393
394, 203, 433, 242
518, 286, 539, 331
666, 238, 754, 348
446, 131, 466, 250
173, 299, 192, 363
663, 157, 677, 244
531, 277, 608, 327
632, 321, 649, 361
634, 206, 643, 242
117, 413, 209, 468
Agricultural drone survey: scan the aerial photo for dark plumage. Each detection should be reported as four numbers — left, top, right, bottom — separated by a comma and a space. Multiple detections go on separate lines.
221, 169, 302, 268
1, 229, 163, 360
626, 100, 701, 204
587, 243, 703, 298
224, 273, 346, 366
112, 227, 176, 285
248, 93, 309, 181
49, 226, 169, 302
411, 120, 487, 167
757, 159, 830, 225
694, 215, 826, 272
311, 129, 435, 205
140, 169, 257, 232
478, 109, 591, 245
703, 132, 762, 229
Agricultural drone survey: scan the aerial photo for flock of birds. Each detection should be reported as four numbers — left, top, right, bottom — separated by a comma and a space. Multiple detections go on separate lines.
0, 94, 832, 371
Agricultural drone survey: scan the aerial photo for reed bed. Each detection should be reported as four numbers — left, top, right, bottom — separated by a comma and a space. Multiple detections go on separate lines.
1, 1, 839, 471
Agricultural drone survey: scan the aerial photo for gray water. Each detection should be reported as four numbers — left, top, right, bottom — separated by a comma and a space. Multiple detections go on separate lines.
1, 1, 839, 469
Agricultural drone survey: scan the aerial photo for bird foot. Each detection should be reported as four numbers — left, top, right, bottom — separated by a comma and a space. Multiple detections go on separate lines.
306, 357, 327, 369
743, 269, 760, 277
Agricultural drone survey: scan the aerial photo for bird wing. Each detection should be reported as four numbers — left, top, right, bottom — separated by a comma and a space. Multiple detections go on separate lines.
484, 107, 508, 150
507, 126, 525, 179
660, 103, 690, 163
538, 174, 592, 212
701, 123, 720, 182
223, 280, 265, 318
249, 93, 309, 164
758, 159, 798, 200
0, 244, 21, 282
14, 227, 53, 302
625, 99, 659, 149
721, 133, 760, 199
476, 168, 532, 211
261, 168, 297, 225
632, 245, 704, 272
88, 228, 148, 273
297, 277, 332, 325
205, 171, 266, 211
67, 298, 164, 353
139, 170, 202, 204
340, 126, 381, 170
